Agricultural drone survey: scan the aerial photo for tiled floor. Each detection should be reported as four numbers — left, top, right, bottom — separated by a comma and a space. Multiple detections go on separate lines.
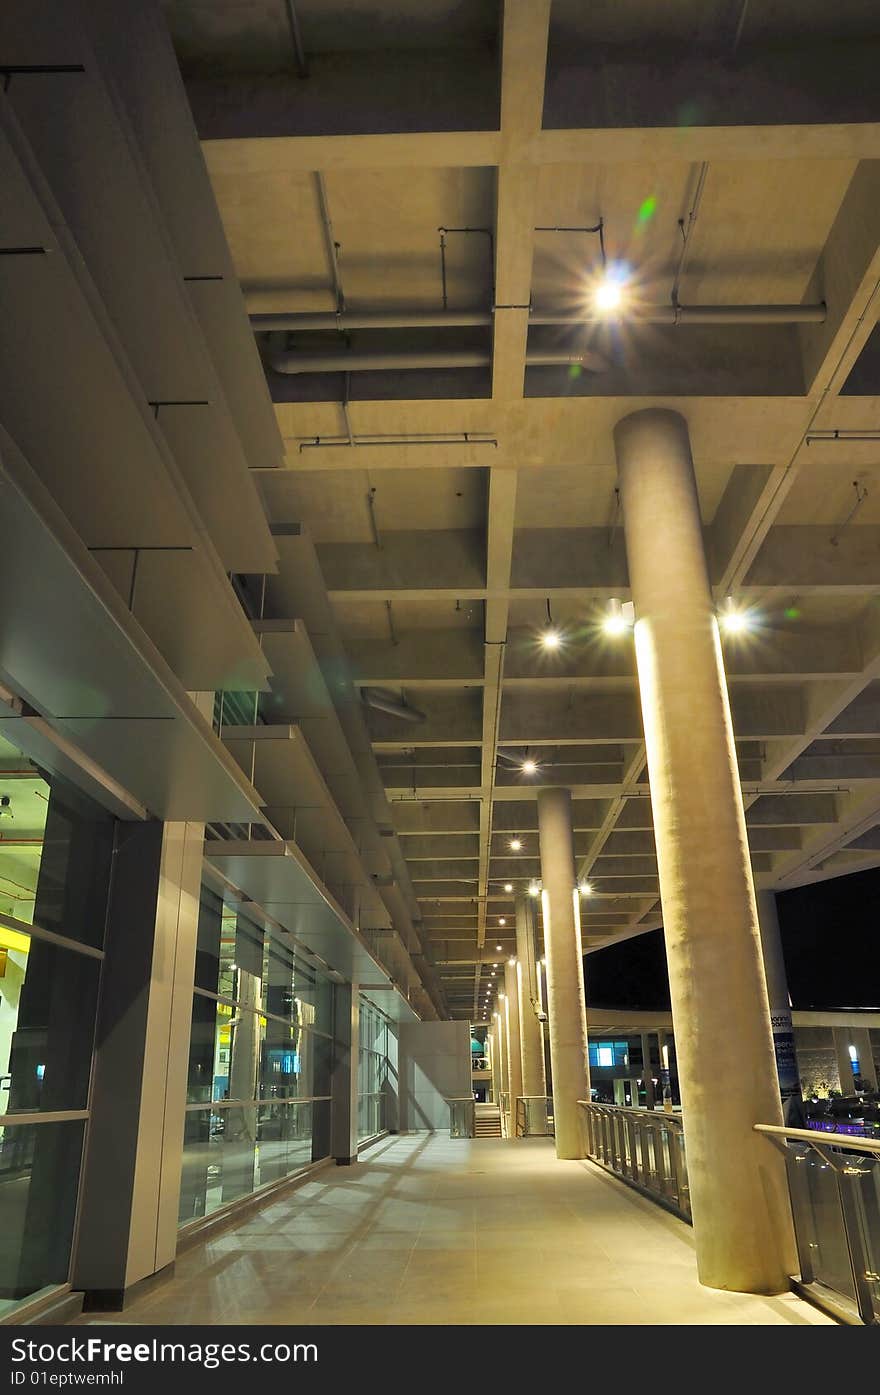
78, 1135, 834, 1326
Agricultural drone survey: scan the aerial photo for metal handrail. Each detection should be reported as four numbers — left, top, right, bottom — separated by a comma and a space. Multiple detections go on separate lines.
578, 1100, 691, 1222
754, 1120, 880, 1324
754, 1123, 880, 1154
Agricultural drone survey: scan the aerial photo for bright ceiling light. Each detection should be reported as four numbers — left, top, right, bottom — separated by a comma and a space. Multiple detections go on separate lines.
719, 597, 753, 635
528, 881, 540, 897
498, 917, 506, 926
509, 838, 522, 852
594, 277, 622, 313
541, 627, 561, 650
495, 944, 502, 952
509, 957, 516, 966
521, 758, 538, 776
503, 882, 513, 893
579, 881, 593, 896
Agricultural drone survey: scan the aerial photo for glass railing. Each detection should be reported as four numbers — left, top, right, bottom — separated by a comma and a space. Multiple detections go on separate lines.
447, 1096, 476, 1138
515, 1096, 554, 1137
471, 1056, 490, 1072
578, 1101, 691, 1221
357, 1091, 386, 1143
754, 1123, 880, 1325
499, 1091, 510, 1138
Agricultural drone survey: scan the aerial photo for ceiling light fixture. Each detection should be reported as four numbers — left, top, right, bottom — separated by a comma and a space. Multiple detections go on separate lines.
509, 838, 522, 852
528, 881, 541, 897
540, 597, 561, 651
521, 757, 538, 776
719, 596, 752, 635
593, 253, 629, 317
579, 881, 593, 896
503, 882, 513, 893
498, 917, 506, 926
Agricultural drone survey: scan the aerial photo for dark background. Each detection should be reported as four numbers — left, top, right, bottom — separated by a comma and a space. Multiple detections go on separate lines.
585, 866, 880, 1011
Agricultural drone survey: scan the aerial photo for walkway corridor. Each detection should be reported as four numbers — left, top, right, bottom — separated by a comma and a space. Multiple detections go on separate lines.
81, 1136, 833, 1326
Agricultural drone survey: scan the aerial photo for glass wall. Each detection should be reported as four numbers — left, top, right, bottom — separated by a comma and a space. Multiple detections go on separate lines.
179, 884, 336, 1224
358, 998, 389, 1143
0, 735, 114, 1317
588, 1039, 631, 1069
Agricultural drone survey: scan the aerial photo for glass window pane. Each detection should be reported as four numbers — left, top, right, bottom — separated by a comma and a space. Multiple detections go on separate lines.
179, 1101, 320, 1225
0, 738, 113, 951
0, 1119, 84, 1315
0, 932, 100, 1114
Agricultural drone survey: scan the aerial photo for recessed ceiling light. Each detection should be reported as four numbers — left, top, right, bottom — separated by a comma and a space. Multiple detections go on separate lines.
509, 838, 522, 852
503, 882, 513, 893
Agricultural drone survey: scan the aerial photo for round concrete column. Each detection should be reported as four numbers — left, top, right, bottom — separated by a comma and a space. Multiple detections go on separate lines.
640, 1034, 656, 1110
536, 786, 590, 1159
504, 959, 524, 1136
615, 407, 795, 1293
756, 891, 802, 1103
497, 1006, 509, 1120
489, 1024, 502, 1104
516, 897, 547, 1132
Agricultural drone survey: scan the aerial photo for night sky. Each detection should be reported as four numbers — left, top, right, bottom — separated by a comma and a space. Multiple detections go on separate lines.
585, 866, 880, 1012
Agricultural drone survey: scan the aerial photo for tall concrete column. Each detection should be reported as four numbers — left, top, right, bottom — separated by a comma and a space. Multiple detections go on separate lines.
756, 891, 802, 1102
536, 786, 590, 1159
330, 982, 360, 1164
615, 407, 795, 1293
640, 1034, 656, 1110
516, 897, 547, 1132
489, 1023, 502, 1104
496, 1008, 509, 1131
504, 958, 524, 1136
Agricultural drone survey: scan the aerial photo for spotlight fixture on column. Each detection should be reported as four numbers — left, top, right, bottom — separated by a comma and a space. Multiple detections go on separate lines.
579, 881, 593, 896
528, 881, 541, 897
603, 597, 635, 635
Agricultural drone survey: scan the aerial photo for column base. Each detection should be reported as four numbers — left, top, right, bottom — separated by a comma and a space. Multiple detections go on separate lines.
81, 1262, 175, 1312
334, 1155, 358, 1166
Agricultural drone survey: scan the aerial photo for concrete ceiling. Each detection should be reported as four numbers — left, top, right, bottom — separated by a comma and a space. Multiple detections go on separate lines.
165, 0, 880, 1018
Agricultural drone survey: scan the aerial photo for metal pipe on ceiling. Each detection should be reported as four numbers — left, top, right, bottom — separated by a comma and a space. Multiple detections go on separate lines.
361, 688, 426, 723
252, 302, 826, 333
283, 0, 308, 77
269, 348, 609, 374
